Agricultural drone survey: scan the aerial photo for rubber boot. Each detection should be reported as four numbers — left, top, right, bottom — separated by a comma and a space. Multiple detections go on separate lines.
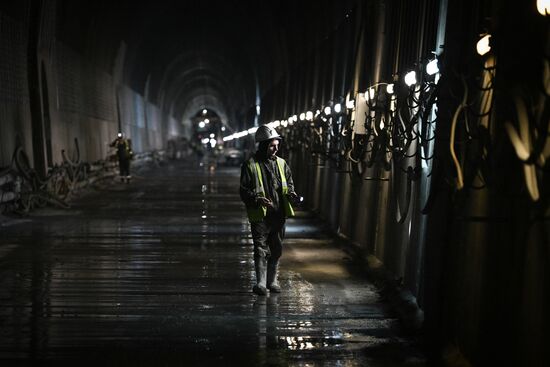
267, 259, 281, 293
253, 256, 267, 296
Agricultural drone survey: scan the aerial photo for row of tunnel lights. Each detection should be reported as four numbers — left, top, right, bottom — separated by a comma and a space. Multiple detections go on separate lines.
222, 1, 548, 143
222, 58, 440, 142
197, 109, 227, 133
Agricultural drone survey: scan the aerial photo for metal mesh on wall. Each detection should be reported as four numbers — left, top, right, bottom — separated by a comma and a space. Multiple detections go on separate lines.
0, 12, 32, 168
0, 13, 28, 103
55, 42, 115, 122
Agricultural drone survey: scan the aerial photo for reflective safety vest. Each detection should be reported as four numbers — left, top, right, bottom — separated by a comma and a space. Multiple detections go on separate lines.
246, 157, 295, 222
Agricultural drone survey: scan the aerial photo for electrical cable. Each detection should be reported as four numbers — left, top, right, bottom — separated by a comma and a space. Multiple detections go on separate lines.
449, 77, 468, 190
504, 96, 541, 201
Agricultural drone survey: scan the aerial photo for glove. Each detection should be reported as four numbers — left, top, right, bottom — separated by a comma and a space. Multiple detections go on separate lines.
287, 192, 301, 205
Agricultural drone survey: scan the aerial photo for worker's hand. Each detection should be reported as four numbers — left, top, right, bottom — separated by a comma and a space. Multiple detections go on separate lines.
256, 197, 273, 207
287, 192, 302, 205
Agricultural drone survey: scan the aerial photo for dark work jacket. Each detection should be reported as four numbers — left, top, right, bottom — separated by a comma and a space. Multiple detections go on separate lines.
239, 153, 295, 219
110, 138, 131, 161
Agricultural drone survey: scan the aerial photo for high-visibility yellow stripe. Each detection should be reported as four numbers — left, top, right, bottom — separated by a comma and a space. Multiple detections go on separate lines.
245, 157, 294, 222
276, 157, 294, 217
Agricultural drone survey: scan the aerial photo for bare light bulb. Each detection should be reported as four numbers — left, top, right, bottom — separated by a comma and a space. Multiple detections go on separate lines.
476, 34, 491, 56
426, 59, 439, 75
404, 71, 417, 87
369, 87, 376, 100
537, 0, 550, 16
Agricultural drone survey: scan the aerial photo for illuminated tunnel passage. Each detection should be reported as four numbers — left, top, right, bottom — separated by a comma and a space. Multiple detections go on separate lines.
0, 159, 425, 366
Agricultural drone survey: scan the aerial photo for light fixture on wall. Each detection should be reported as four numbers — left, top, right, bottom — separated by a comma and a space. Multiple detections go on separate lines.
537, 0, 550, 15
386, 83, 395, 94
476, 34, 491, 56
334, 103, 342, 113
404, 71, 417, 87
426, 59, 439, 75
368, 87, 376, 100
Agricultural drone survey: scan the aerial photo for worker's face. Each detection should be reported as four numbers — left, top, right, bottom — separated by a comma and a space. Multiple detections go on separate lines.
267, 139, 279, 157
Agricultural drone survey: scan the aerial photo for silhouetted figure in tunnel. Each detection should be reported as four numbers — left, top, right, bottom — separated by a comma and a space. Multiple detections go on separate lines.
110, 132, 133, 183
240, 125, 300, 296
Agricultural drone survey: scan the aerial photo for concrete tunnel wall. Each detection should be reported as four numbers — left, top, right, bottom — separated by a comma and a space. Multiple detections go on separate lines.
0, 7, 176, 170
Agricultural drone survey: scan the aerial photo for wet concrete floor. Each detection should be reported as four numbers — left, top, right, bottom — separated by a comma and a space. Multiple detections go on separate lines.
0, 159, 425, 366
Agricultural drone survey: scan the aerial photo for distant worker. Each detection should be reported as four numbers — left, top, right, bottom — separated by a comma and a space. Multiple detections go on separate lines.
240, 125, 300, 296
110, 132, 133, 183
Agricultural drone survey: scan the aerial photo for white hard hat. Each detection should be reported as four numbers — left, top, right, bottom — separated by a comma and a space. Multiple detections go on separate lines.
254, 125, 281, 144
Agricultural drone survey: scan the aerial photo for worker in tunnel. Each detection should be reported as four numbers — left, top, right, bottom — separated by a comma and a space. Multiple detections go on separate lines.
109, 132, 133, 183
240, 125, 300, 296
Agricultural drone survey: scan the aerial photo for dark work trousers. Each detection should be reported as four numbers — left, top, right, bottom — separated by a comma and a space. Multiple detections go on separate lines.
118, 158, 130, 177
250, 215, 286, 262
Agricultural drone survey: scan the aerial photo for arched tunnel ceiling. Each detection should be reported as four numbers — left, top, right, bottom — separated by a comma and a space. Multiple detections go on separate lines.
54, 0, 357, 132
157, 50, 245, 131
122, 0, 287, 132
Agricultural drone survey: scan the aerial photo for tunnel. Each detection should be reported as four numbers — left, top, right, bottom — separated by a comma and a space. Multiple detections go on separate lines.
0, 0, 549, 366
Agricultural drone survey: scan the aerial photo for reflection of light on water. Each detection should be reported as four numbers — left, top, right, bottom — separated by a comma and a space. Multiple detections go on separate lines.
292, 281, 315, 313
282, 321, 313, 329
281, 334, 346, 351
279, 328, 348, 351
283, 336, 316, 350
